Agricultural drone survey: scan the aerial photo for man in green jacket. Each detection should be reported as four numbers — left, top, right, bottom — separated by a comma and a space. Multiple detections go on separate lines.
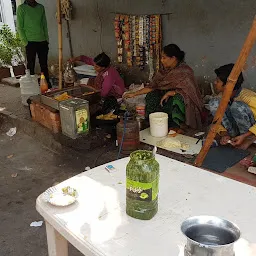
17, 0, 51, 86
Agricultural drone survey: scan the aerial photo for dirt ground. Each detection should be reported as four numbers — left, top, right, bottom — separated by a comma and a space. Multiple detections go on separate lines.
0, 123, 118, 256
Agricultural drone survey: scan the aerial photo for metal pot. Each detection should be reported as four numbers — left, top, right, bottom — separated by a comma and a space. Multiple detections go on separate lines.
136, 116, 146, 131
181, 216, 240, 256
63, 61, 76, 87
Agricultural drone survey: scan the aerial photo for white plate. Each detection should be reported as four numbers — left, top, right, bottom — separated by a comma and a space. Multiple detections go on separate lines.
43, 186, 78, 207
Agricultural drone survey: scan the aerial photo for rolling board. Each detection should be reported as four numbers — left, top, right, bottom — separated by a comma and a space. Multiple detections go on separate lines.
140, 128, 202, 155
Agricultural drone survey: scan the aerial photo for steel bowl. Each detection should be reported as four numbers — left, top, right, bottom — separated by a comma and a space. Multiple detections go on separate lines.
181, 216, 240, 256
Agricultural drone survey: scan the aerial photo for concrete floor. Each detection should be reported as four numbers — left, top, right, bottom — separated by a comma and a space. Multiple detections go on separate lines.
0, 119, 119, 256
0, 84, 31, 120
0, 85, 118, 255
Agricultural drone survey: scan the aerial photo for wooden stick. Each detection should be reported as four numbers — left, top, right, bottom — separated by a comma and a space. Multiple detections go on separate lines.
57, 0, 63, 89
66, 20, 74, 58
194, 16, 256, 167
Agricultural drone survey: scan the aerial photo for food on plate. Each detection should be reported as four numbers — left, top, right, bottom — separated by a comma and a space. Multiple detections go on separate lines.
62, 186, 77, 197
96, 112, 118, 120
157, 138, 190, 151
54, 92, 72, 101
49, 192, 75, 206
168, 129, 177, 137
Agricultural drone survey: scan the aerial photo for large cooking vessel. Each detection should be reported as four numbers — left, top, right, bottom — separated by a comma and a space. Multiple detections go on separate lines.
116, 114, 140, 155
181, 216, 240, 256
41, 85, 100, 110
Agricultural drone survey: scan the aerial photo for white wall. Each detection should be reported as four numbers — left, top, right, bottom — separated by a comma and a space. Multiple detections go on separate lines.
43, 0, 256, 89
16, 0, 22, 6
0, 0, 15, 31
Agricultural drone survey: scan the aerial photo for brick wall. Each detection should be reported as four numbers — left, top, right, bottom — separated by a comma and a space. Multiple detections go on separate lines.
30, 102, 61, 134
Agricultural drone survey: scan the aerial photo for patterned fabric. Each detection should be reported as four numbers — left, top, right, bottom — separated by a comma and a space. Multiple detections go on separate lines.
209, 97, 255, 137
147, 62, 203, 129
234, 88, 256, 135
145, 90, 185, 127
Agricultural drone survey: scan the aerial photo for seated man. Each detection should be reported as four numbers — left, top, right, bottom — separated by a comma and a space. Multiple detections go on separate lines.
209, 63, 256, 148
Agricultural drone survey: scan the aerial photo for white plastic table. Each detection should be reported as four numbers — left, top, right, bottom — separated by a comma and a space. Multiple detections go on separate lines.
36, 155, 256, 256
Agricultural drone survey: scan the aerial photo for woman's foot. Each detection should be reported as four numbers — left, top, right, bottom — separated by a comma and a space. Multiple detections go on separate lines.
235, 135, 256, 150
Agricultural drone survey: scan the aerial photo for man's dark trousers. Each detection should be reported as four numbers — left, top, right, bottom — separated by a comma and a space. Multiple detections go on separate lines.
26, 41, 51, 87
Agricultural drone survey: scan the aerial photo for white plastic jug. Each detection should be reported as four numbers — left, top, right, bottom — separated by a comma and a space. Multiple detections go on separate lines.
20, 69, 40, 106
149, 112, 168, 137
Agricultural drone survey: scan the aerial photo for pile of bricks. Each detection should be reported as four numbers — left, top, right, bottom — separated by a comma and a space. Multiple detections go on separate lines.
30, 101, 61, 134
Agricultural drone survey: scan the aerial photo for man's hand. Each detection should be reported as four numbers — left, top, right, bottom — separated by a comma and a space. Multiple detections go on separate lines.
160, 91, 176, 106
220, 135, 231, 145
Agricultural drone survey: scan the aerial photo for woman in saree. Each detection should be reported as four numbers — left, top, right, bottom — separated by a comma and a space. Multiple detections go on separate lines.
124, 44, 203, 129
72, 52, 125, 113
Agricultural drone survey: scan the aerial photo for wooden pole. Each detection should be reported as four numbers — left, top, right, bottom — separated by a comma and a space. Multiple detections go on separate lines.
57, 0, 63, 89
194, 16, 256, 167
66, 20, 74, 58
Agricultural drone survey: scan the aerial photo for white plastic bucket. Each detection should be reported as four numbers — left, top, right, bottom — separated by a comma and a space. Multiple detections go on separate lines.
149, 112, 168, 137
20, 70, 40, 106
